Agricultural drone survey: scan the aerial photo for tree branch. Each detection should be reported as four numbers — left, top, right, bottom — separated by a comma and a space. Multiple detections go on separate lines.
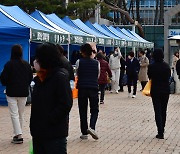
103, 0, 144, 38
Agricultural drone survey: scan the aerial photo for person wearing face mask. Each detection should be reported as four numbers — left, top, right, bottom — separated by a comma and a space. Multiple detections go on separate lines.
126, 51, 140, 98
30, 43, 73, 154
109, 47, 122, 94
0, 44, 33, 144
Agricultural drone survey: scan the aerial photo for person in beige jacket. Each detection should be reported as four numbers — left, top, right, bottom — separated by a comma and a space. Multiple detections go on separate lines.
172, 51, 180, 93
138, 50, 149, 91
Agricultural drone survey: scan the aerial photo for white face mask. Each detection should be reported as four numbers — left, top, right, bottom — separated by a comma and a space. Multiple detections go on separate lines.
33, 59, 40, 72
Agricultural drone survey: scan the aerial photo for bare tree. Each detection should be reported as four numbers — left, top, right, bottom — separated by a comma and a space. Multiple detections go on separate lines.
154, 0, 159, 25
175, 0, 179, 24
117, 0, 127, 24
130, 0, 135, 20
158, 0, 164, 24
136, 0, 140, 23
103, 0, 144, 37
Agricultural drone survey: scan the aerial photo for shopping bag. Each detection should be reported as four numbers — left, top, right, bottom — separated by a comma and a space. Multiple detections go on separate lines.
29, 140, 33, 154
142, 80, 151, 97
122, 74, 127, 86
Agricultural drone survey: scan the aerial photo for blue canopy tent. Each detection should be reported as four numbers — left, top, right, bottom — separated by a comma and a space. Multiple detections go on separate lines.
0, 5, 70, 44
118, 28, 146, 48
31, 10, 95, 45
30, 10, 96, 61
108, 26, 139, 47
85, 22, 123, 52
127, 30, 154, 48
0, 5, 69, 105
62, 16, 114, 47
0, 8, 30, 105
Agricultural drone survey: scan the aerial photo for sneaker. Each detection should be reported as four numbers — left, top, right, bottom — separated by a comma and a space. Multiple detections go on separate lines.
128, 93, 131, 97
80, 135, 88, 140
87, 128, 99, 140
110, 90, 113, 93
115, 91, 119, 94
132, 95, 136, 98
11, 136, 23, 144
118, 89, 124, 92
100, 101, 104, 104
156, 134, 164, 139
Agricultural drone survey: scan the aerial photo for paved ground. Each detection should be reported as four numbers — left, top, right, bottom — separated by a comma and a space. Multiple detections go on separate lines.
0, 86, 180, 154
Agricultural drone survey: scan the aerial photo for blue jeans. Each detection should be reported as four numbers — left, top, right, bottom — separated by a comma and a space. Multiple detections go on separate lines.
78, 88, 99, 135
32, 137, 67, 154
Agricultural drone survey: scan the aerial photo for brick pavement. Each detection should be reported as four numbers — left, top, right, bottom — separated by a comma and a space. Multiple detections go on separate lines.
0, 87, 180, 154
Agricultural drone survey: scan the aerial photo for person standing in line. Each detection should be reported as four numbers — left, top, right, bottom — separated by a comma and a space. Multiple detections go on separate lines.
96, 52, 112, 104
147, 49, 171, 139
109, 47, 122, 94
126, 51, 140, 98
138, 50, 149, 91
56, 44, 75, 81
118, 56, 126, 92
56, 44, 75, 89
172, 51, 180, 93
0, 44, 33, 144
76, 43, 100, 140
30, 43, 73, 154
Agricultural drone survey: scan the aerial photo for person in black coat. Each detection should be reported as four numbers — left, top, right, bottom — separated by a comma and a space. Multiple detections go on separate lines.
119, 56, 126, 92
148, 48, 171, 139
0, 44, 33, 144
126, 51, 140, 98
56, 44, 75, 82
30, 43, 73, 154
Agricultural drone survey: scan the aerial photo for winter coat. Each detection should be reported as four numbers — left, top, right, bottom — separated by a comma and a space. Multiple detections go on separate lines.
0, 59, 33, 97
138, 56, 149, 82
60, 56, 75, 81
148, 61, 171, 95
126, 57, 140, 76
109, 51, 121, 70
98, 59, 112, 84
30, 68, 73, 139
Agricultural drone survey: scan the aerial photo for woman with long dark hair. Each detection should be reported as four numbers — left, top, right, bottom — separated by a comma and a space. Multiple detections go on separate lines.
0, 44, 33, 144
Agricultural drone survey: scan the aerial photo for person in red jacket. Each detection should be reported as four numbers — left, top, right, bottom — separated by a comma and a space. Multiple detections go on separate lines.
96, 52, 112, 104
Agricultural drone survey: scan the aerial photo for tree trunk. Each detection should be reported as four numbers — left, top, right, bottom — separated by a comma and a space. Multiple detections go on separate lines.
175, 0, 179, 24
154, 0, 159, 25
131, 0, 135, 20
136, 0, 140, 23
103, 0, 144, 37
158, 0, 164, 25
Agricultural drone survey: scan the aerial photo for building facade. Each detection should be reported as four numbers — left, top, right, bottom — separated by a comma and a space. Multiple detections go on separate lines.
127, 0, 180, 25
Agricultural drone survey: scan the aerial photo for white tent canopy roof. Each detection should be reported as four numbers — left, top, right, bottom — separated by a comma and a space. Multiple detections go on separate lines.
168, 35, 180, 40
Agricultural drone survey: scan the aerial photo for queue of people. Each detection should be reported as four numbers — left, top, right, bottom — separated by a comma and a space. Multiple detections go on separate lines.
0, 43, 173, 153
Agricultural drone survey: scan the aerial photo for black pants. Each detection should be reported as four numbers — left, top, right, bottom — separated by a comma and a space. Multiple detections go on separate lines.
32, 137, 67, 154
99, 84, 106, 102
141, 81, 147, 90
119, 69, 125, 90
78, 88, 99, 135
127, 74, 138, 95
151, 94, 169, 135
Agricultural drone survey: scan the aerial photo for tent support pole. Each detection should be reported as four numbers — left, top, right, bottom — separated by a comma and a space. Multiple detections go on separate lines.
67, 43, 70, 61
